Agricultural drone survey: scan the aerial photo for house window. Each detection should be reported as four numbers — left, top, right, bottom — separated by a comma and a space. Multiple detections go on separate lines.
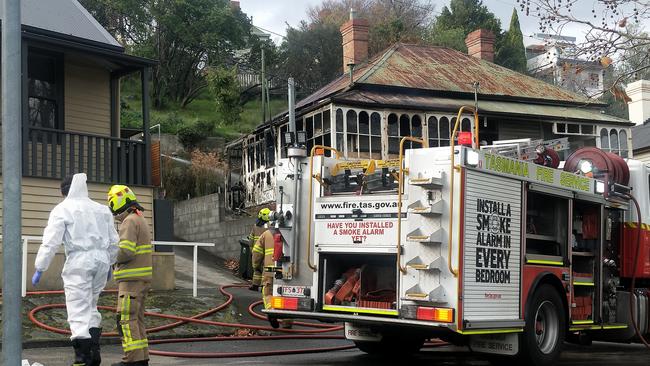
598, 127, 630, 157
336, 109, 344, 152
428, 116, 439, 147
346, 110, 358, 157
600, 128, 609, 150
388, 113, 399, 155
609, 129, 619, 153
428, 116, 451, 147
461, 117, 472, 132
619, 130, 628, 158
28, 50, 63, 130
347, 111, 381, 159
305, 111, 331, 156
388, 113, 424, 155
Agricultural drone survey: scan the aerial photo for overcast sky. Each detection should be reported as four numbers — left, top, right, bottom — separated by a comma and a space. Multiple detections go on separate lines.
239, 0, 643, 46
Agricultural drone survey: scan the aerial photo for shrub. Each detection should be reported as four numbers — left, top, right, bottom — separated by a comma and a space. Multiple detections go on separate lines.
177, 124, 206, 150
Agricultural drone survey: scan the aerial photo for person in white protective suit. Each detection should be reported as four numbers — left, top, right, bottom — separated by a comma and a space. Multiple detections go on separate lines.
32, 173, 119, 366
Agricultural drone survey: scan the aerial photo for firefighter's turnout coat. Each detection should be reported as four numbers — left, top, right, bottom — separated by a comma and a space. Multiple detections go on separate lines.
114, 210, 152, 363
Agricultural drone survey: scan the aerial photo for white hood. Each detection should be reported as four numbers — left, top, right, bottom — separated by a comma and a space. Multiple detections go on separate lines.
66, 173, 89, 199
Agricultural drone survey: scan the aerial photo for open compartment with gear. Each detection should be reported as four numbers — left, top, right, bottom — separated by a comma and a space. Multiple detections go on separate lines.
319, 253, 398, 316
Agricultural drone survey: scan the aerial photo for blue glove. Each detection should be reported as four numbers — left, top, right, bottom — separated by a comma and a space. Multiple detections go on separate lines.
31, 271, 43, 286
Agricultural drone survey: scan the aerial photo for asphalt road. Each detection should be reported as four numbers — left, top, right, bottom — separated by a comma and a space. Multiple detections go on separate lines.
22, 340, 649, 366
20, 252, 650, 366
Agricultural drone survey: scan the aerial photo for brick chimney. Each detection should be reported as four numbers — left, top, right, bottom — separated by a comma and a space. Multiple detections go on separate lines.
465, 29, 495, 62
626, 80, 650, 125
230, 1, 240, 10
340, 9, 369, 71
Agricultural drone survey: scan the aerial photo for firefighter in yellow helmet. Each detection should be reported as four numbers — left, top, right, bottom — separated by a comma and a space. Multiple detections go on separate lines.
251, 210, 292, 328
248, 208, 271, 291
107, 185, 152, 366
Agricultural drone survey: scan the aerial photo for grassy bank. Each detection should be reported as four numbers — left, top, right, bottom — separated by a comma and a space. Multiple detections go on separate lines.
121, 87, 287, 141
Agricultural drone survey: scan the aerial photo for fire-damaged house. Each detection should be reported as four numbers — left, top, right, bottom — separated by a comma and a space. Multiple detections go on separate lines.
225, 12, 632, 210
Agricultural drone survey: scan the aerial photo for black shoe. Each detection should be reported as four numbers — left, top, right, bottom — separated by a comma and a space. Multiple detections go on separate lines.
89, 327, 102, 366
71, 338, 92, 366
111, 361, 149, 366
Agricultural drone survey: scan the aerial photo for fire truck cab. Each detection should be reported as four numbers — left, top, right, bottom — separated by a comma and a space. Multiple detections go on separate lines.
264, 120, 650, 365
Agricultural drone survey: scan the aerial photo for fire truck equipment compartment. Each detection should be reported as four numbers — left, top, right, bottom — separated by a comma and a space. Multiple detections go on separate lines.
321, 253, 397, 311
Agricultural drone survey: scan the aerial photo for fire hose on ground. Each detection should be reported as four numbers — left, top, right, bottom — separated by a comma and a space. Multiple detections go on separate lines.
26, 284, 448, 358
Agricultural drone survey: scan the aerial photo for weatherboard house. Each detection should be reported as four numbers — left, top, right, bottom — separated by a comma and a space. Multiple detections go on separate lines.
0, 0, 166, 290
226, 12, 632, 209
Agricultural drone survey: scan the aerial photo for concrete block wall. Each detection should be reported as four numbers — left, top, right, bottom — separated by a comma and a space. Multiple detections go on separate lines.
174, 193, 254, 260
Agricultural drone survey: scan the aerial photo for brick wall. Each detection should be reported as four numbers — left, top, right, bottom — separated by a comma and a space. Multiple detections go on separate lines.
174, 193, 254, 260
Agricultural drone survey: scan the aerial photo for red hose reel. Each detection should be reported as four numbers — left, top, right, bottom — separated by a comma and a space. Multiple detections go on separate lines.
563, 147, 629, 186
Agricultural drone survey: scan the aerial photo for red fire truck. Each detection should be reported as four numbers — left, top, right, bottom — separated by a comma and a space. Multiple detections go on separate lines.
263, 108, 650, 365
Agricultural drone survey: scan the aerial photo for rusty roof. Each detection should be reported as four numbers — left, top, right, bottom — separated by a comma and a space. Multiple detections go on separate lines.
296, 43, 596, 112
331, 88, 630, 125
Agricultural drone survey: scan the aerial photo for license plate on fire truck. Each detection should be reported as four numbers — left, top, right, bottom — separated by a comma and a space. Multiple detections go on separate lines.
280, 285, 307, 297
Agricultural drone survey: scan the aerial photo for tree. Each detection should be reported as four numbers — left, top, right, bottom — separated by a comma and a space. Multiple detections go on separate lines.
81, 0, 252, 108
79, 0, 150, 45
427, 0, 502, 53
518, 0, 650, 99
207, 66, 243, 126
307, 0, 436, 55
279, 21, 343, 95
495, 9, 527, 73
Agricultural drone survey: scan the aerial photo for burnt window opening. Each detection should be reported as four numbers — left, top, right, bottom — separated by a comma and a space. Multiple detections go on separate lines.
306, 111, 332, 156
265, 129, 275, 166
279, 124, 289, 158
246, 140, 255, 174
255, 134, 264, 167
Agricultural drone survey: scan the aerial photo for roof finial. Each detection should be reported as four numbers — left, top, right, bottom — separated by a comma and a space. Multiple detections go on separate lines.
350, 8, 357, 20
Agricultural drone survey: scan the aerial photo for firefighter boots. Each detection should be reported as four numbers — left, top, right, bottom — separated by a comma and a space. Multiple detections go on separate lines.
89, 327, 102, 366
71, 338, 92, 366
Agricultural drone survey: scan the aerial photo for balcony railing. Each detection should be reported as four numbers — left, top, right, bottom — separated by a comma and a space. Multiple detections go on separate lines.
24, 127, 149, 186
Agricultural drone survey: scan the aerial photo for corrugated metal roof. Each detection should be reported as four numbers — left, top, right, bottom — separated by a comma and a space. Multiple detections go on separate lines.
0, 0, 121, 48
296, 43, 599, 113
332, 89, 630, 125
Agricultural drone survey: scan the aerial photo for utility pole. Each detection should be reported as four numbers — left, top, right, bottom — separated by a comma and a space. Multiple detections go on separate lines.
2, 0, 24, 364
261, 48, 266, 122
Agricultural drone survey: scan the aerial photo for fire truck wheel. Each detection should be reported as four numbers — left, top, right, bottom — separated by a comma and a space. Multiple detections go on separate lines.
520, 284, 565, 366
354, 336, 424, 356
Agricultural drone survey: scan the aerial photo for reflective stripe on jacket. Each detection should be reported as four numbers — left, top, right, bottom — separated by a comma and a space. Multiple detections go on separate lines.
252, 230, 275, 276
114, 211, 152, 282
